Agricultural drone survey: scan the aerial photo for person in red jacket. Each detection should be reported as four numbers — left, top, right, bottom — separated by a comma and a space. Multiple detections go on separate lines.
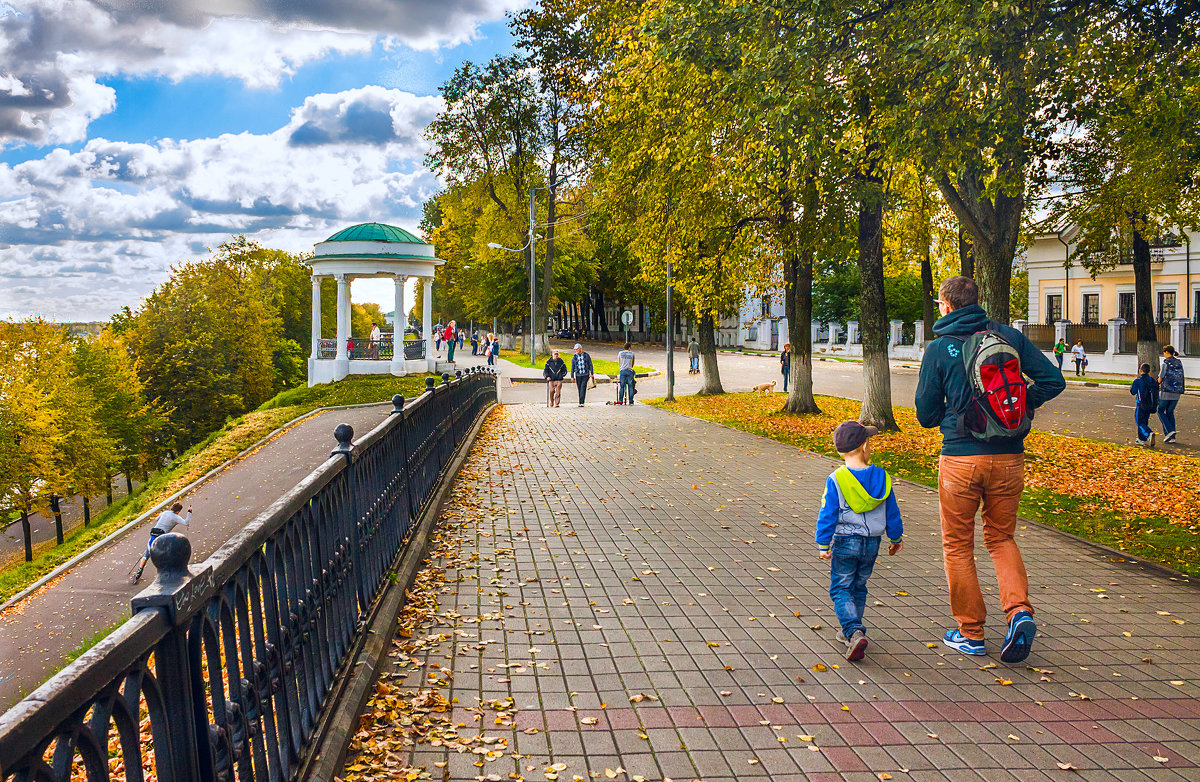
443, 320, 457, 361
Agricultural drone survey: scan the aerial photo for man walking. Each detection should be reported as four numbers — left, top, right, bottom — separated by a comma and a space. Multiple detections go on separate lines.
617, 342, 636, 404
543, 349, 567, 407
915, 276, 1064, 663
688, 337, 700, 374
569, 343, 594, 406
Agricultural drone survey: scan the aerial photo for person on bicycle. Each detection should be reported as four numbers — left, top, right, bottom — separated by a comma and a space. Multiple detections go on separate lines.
131, 502, 191, 584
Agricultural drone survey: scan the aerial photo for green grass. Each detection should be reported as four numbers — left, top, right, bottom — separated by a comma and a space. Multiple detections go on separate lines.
0, 374, 435, 605
503, 352, 654, 376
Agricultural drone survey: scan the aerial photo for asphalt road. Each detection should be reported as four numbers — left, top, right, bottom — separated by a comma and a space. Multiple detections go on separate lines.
0, 475, 142, 568
519, 339, 1199, 455
0, 403, 396, 711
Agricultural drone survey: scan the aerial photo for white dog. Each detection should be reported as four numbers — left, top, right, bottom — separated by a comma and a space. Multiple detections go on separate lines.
752, 381, 777, 395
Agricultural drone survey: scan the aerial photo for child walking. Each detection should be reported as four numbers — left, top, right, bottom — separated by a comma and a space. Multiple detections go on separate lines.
816, 421, 904, 661
1131, 363, 1159, 447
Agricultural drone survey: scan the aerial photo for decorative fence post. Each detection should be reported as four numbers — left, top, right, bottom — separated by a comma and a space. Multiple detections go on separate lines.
1170, 317, 1188, 353
1107, 318, 1125, 356
1054, 319, 1070, 345
888, 320, 903, 347
913, 321, 925, 348
826, 322, 841, 351
847, 321, 859, 344
1011, 319, 1027, 335
810, 320, 820, 345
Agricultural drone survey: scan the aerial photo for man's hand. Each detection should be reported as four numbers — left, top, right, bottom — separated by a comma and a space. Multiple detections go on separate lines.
187, 507, 193, 513
888, 540, 903, 556
818, 550, 832, 561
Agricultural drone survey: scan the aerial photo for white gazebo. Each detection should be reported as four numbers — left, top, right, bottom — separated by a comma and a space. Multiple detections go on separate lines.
307, 222, 444, 386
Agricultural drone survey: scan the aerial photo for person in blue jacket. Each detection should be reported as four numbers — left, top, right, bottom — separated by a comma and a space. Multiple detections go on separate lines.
914, 276, 1065, 664
816, 421, 904, 662
1131, 363, 1159, 447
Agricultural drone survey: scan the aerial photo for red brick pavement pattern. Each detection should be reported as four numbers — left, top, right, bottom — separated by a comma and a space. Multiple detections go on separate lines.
359, 404, 1200, 782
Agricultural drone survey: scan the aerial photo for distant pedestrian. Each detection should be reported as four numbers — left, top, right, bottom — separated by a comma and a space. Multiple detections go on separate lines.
131, 503, 192, 584
1158, 345, 1185, 443
780, 342, 792, 392
369, 322, 381, 359
1071, 339, 1087, 376
916, 276, 1064, 663
617, 342, 636, 404
543, 349, 567, 407
471, 330, 480, 355
1052, 338, 1066, 370
458, 329, 465, 349
1131, 362, 1159, 447
816, 421, 903, 662
570, 343, 594, 406
444, 320, 457, 362
434, 322, 443, 352
688, 337, 700, 374
487, 334, 499, 366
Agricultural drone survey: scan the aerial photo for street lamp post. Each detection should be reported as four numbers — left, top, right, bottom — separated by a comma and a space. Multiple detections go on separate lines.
666, 249, 674, 401
486, 237, 534, 364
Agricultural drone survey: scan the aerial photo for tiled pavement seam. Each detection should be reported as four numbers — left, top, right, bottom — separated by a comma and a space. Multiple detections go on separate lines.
345, 403, 1200, 782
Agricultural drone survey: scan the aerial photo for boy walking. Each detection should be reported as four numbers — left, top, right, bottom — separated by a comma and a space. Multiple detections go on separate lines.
1131, 363, 1159, 447
816, 421, 903, 661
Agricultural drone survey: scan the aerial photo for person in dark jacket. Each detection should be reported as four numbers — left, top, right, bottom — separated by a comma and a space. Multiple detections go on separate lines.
1157, 345, 1185, 443
780, 342, 792, 392
1131, 363, 1159, 447
543, 350, 568, 407
915, 276, 1065, 664
569, 343, 594, 406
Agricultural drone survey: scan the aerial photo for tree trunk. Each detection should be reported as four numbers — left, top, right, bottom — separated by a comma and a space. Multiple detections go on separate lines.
856, 183, 898, 431
958, 226, 975, 278
83, 496, 90, 527
781, 194, 819, 414
20, 504, 31, 562
922, 242, 938, 336
1132, 220, 1160, 374
105, 472, 112, 505
51, 493, 63, 545
126, 474, 133, 495
595, 289, 611, 339
697, 309, 725, 395
939, 167, 1023, 324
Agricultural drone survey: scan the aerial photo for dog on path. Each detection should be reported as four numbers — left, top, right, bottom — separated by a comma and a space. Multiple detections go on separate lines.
752, 381, 777, 394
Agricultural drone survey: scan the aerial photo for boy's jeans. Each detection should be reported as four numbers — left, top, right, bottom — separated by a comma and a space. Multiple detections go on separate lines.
1135, 402, 1153, 440
690, 356, 699, 372
829, 535, 880, 637
1157, 398, 1178, 434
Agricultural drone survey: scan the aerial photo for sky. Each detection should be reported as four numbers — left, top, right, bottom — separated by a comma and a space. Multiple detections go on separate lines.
0, 0, 526, 322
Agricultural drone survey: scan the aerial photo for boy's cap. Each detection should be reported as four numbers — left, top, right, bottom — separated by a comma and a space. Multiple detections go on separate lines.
832, 420, 878, 453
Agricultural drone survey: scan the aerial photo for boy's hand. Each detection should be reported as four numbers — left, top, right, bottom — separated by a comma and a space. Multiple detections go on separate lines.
888, 541, 903, 556
818, 550, 832, 561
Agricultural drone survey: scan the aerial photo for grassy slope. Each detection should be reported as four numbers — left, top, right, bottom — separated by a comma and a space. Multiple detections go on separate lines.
0, 374, 433, 604
649, 392, 1200, 578
503, 352, 654, 376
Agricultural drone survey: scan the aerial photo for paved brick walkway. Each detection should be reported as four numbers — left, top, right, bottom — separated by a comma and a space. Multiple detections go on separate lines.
345, 404, 1200, 782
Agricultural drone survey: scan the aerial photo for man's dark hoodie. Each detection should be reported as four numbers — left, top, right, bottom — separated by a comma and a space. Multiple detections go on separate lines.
915, 304, 1065, 456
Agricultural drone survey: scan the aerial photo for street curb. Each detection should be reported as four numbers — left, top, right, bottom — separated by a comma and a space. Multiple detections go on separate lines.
298, 402, 497, 782
644, 404, 1199, 588
509, 370, 662, 385
0, 400, 393, 615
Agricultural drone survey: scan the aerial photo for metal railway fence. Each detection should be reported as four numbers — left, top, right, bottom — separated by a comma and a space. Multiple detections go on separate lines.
0, 368, 497, 782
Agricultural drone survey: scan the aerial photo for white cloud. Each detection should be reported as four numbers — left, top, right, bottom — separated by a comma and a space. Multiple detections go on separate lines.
0, 86, 444, 321
0, 0, 526, 145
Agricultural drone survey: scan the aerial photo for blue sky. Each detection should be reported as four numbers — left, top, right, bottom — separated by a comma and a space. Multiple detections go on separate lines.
0, 3, 523, 321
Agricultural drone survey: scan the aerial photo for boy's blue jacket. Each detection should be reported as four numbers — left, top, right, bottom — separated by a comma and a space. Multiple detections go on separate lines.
1131, 374, 1159, 406
816, 464, 903, 550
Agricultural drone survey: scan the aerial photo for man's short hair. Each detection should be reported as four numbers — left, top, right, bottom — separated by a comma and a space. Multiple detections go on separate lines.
939, 276, 979, 309
171, 503, 184, 513
624, 342, 631, 350
1141, 363, 1152, 373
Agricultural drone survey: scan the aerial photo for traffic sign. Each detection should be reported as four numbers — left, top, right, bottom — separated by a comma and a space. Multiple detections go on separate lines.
621, 310, 634, 326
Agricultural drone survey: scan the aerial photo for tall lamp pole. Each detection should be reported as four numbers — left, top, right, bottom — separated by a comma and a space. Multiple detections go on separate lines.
529, 188, 537, 366
665, 249, 674, 401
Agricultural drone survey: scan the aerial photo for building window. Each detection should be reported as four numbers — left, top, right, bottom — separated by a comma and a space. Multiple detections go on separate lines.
1119, 292, 1135, 323
1082, 294, 1099, 324
1045, 294, 1062, 324
1157, 291, 1176, 323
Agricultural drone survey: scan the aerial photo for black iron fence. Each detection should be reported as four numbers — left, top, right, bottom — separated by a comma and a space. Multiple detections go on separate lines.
1187, 323, 1199, 357
0, 368, 497, 782
315, 338, 426, 361
1119, 324, 1173, 354
1022, 324, 1056, 351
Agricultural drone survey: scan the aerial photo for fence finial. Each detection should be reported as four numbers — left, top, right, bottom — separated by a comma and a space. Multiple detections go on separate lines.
332, 423, 354, 458
391, 394, 405, 414
149, 532, 191, 583
425, 376, 435, 391
441, 372, 450, 384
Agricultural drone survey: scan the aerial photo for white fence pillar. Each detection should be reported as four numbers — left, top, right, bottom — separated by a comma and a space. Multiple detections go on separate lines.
888, 319, 903, 346
913, 321, 925, 348
1170, 317, 1189, 352
1011, 319, 1027, 335
826, 322, 841, 350
1054, 319, 1070, 344
847, 321, 859, 344
811, 320, 820, 344
1108, 317, 1126, 356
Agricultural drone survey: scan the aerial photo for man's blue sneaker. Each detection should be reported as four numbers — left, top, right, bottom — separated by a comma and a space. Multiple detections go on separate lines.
1001, 611, 1036, 664
943, 630, 986, 655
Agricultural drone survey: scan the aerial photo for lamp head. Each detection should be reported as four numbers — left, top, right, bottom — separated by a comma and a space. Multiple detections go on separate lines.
487, 242, 502, 249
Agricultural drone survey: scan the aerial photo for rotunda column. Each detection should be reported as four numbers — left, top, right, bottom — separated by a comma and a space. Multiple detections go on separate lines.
422, 276, 435, 373
334, 273, 351, 381
310, 275, 322, 361
391, 274, 408, 376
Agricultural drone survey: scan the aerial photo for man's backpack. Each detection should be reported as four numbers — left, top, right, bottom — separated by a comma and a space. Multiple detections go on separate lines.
1162, 358, 1185, 394
955, 323, 1032, 441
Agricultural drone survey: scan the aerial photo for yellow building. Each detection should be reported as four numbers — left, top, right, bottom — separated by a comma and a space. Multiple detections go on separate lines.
1026, 227, 1198, 326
